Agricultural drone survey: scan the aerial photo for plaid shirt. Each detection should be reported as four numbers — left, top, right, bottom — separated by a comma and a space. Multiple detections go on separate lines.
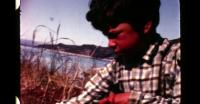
58, 36, 181, 104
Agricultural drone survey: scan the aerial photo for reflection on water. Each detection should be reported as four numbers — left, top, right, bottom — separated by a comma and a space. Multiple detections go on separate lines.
20, 46, 112, 71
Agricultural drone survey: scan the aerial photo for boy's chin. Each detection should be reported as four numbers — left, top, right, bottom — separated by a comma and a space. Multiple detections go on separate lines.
115, 52, 125, 57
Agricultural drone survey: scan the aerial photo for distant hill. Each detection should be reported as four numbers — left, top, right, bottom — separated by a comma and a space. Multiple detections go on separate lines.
20, 39, 44, 47
20, 39, 115, 59
36, 43, 115, 59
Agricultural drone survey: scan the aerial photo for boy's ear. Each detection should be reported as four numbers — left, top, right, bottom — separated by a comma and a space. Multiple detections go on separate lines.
144, 21, 153, 34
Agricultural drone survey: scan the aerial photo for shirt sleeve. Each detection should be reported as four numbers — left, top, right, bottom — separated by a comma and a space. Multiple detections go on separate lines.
129, 43, 181, 104
56, 61, 116, 104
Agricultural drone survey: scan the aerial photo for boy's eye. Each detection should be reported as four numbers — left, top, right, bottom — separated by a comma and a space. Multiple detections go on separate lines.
107, 31, 120, 39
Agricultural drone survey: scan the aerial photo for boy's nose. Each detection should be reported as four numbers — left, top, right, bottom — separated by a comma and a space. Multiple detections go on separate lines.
108, 39, 116, 49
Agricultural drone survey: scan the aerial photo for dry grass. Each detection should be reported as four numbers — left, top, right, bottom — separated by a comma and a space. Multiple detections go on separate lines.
20, 24, 98, 104
20, 47, 98, 104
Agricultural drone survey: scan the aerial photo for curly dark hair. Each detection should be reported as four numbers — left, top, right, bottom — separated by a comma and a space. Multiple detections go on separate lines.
86, 0, 161, 34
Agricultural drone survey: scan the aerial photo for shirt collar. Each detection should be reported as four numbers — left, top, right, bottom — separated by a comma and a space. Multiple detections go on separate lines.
141, 34, 164, 64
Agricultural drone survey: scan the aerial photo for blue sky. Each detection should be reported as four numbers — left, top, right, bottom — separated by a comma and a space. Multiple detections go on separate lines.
20, 0, 180, 47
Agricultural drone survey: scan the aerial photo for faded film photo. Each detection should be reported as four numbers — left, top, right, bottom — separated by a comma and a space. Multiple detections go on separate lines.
20, 0, 181, 104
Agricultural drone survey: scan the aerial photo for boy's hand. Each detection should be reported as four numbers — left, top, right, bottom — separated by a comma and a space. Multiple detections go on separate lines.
99, 92, 130, 104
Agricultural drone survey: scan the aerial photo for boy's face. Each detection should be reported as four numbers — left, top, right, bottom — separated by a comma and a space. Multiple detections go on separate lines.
106, 22, 141, 56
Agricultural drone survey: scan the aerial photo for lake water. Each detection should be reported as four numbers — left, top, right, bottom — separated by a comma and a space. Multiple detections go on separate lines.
20, 46, 113, 71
